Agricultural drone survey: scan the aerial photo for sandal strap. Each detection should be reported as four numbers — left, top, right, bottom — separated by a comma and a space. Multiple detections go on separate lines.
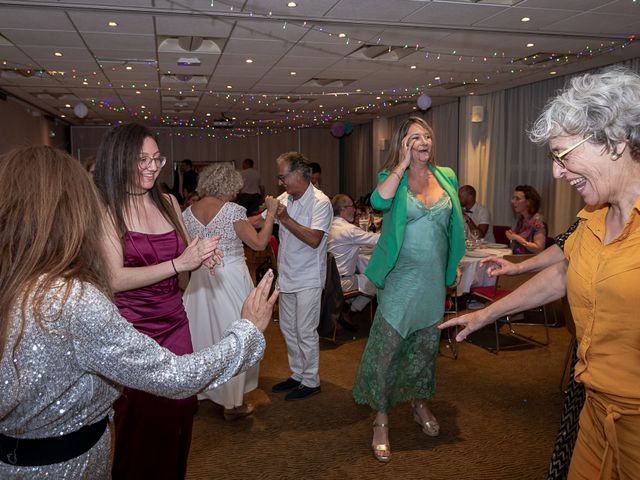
372, 421, 388, 428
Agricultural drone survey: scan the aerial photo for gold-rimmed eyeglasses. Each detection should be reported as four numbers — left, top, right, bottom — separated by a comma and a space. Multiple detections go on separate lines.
277, 170, 294, 182
138, 155, 167, 169
548, 134, 593, 169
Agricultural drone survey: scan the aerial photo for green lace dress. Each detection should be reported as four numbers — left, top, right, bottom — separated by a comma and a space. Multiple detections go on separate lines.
352, 191, 451, 412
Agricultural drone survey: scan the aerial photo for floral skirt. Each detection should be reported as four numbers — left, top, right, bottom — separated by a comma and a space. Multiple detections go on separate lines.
352, 310, 440, 412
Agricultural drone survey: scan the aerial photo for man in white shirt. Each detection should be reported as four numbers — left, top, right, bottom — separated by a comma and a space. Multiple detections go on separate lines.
458, 185, 495, 242
262, 152, 333, 401
328, 194, 379, 329
238, 158, 263, 215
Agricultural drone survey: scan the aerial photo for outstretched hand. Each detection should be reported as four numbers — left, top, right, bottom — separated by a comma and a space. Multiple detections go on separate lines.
439, 310, 494, 342
241, 269, 279, 332
478, 256, 519, 277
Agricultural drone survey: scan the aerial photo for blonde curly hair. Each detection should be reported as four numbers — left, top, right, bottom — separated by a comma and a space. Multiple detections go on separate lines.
197, 162, 244, 199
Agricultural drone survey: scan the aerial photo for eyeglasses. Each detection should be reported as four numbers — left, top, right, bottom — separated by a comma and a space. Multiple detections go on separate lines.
138, 155, 167, 169
277, 170, 294, 182
548, 134, 593, 169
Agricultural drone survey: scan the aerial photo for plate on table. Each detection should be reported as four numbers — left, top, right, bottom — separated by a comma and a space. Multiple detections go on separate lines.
465, 250, 493, 258
484, 242, 508, 249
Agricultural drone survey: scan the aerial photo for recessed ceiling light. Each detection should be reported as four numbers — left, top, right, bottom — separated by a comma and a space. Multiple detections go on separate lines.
60, 114, 66, 118
206, 112, 211, 116
338, 33, 346, 38
549, 71, 557, 75
82, 81, 88, 85
410, 65, 417, 69
65, 103, 71, 108
141, 105, 146, 109
287, 1, 297, 7
356, 88, 361, 92
521, 17, 531, 22
245, 107, 250, 110
319, 105, 323, 108
526, 43, 535, 48
469, 92, 475, 96
290, 71, 296, 75
434, 76, 441, 80
108, 21, 118, 27
125, 66, 133, 70
376, 96, 381, 100
227, 85, 232, 89
245, 58, 253, 63
54, 52, 63, 57
135, 90, 141, 94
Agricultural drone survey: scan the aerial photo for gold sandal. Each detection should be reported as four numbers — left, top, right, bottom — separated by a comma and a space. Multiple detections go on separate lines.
371, 421, 391, 463
412, 401, 440, 437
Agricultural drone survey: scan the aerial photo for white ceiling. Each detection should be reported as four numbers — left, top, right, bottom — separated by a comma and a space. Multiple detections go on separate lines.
0, 0, 639, 131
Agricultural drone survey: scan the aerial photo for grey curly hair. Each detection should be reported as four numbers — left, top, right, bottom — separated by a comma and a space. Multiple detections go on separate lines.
529, 66, 640, 161
197, 163, 243, 199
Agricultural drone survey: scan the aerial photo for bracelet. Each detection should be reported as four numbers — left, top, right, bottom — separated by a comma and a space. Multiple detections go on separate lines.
392, 170, 403, 181
170, 259, 179, 275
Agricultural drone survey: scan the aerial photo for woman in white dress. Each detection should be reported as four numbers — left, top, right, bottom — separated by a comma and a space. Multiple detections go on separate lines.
183, 163, 279, 420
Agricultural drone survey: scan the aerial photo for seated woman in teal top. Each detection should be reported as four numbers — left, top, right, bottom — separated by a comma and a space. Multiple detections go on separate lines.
352, 116, 465, 463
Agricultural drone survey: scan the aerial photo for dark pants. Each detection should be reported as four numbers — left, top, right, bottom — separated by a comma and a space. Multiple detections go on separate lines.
112, 387, 197, 480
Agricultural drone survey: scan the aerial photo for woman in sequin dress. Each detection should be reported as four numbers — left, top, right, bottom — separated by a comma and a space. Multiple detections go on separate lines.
352, 117, 465, 463
94, 124, 221, 479
183, 163, 279, 420
0, 146, 278, 479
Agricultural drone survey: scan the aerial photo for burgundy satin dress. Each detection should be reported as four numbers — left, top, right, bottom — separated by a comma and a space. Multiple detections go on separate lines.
112, 230, 197, 480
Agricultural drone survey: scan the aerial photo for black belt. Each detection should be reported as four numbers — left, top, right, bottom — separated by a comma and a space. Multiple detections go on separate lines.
0, 416, 108, 467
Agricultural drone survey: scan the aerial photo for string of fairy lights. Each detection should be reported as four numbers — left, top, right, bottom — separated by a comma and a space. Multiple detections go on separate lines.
0, 0, 636, 137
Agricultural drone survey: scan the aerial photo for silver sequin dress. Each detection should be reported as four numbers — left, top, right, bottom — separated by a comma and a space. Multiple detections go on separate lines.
0, 280, 265, 479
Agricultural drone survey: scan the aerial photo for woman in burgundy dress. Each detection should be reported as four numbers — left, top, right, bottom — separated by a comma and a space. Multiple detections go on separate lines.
94, 124, 220, 479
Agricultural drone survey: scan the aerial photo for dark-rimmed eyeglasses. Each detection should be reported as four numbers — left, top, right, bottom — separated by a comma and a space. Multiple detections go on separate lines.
139, 155, 167, 169
548, 134, 593, 169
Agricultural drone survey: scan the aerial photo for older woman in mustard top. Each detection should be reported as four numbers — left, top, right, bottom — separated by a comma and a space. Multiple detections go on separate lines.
441, 66, 640, 480
352, 116, 465, 463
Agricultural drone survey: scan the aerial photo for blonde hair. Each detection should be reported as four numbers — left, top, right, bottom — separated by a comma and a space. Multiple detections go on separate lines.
197, 163, 244, 199
381, 116, 436, 173
0, 146, 111, 363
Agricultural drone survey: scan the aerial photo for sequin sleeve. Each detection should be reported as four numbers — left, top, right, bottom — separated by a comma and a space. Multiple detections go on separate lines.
70, 283, 265, 399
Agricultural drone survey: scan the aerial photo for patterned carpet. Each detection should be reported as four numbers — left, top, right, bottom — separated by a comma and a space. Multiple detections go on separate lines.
186, 311, 570, 480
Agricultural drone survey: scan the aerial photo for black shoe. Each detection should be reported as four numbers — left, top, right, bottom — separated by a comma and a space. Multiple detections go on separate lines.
284, 385, 321, 401
271, 377, 301, 393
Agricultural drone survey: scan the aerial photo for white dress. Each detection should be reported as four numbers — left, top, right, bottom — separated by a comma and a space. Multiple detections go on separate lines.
183, 202, 258, 409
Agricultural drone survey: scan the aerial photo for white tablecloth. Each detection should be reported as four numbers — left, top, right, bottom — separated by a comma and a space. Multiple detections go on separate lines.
456, 247, 511, 296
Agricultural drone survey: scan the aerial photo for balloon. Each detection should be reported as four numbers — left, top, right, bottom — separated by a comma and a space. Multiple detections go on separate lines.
417, 94, 432, 111
74, 102, 89, 118
343, 121, 353, 135
330, 122, 345, 138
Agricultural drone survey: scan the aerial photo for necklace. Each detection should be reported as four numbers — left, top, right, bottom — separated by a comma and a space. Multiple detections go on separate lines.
126, 190, 149, 196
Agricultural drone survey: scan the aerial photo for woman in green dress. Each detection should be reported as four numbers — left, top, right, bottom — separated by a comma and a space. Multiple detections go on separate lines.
353, 116, 465, 463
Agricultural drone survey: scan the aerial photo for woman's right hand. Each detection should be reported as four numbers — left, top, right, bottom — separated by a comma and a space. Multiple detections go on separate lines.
399, 134, 416, 169
174, 235, 220, 272
241, 269, 280, 332
479, 256, 520, 277
264, 196, 279, 217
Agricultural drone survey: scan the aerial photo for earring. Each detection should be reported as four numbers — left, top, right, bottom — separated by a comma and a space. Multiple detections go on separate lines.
611, 152, 622, 161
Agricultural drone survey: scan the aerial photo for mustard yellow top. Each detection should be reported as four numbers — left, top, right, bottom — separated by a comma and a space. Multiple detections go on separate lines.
564, 198, 640, 404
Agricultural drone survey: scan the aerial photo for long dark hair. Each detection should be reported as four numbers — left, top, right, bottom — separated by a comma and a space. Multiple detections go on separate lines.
94, 123, 187, 243
0, 146, 111, 362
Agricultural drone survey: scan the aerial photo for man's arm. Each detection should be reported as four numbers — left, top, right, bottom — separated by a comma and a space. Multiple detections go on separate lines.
277, 203, 324, 248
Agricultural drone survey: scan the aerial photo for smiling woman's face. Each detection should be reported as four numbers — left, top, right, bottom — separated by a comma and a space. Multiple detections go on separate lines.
549, 134, 618, 206
405, 123, 432, 164
135, 136, 161, 192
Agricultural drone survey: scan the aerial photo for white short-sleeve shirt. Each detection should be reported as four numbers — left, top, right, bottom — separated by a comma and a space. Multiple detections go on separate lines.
268, 184, 333, 293
467, 201, 494, 242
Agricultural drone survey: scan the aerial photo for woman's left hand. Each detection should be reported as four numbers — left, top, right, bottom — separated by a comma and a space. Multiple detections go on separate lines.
203, 247, 224, 274
438, 310, 494, 342
505, 229, 522, 243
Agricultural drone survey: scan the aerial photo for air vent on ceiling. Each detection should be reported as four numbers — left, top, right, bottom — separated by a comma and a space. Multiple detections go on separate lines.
160, 74, 208, 84
348, 45, 414, 62
273, 98, 316, 105
303, 78, 354, 88
158, 36, 224, 54
95, 57, 156, 66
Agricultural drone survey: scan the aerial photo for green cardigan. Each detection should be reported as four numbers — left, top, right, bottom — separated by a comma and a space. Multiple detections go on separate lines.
365, 164, 466, 289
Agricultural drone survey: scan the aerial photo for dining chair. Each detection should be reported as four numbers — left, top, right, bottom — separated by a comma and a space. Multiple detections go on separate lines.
442, 286, 460, 359
492, 225, 510, 245
317, 253, 345, 343
343, 289, 374, 324
469, 254, 550, 353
